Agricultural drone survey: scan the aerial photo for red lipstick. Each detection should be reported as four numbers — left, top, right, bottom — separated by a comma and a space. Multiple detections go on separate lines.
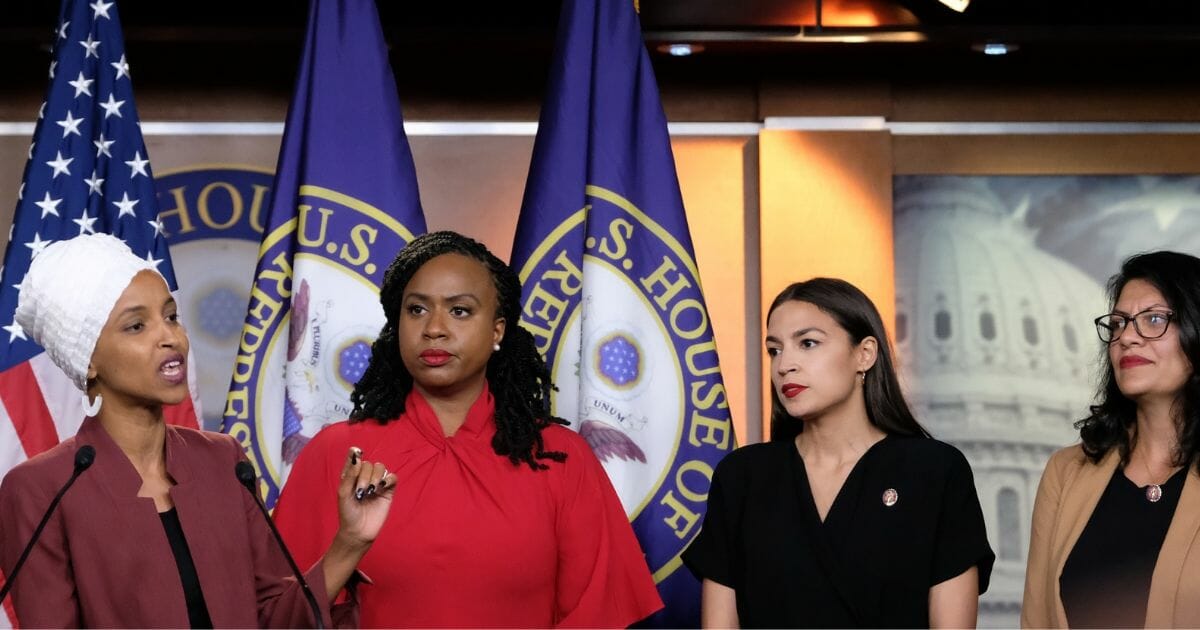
1119, 355, 1152, 369
419, 349, 452, 366
781, 383, 807, 398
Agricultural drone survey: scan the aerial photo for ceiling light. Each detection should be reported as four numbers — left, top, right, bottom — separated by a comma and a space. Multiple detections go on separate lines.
979, 42, 1013, 55
659, 43, 703, 57
939, 0, 970, 12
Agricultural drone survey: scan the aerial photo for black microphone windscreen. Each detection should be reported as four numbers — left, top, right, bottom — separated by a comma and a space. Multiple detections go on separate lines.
234, 461, 257, 491
74, 445, 96, 471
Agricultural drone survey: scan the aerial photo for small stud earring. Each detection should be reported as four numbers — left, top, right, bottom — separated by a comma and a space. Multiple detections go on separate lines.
856, 370, 866, 384
493, 342, 501, 352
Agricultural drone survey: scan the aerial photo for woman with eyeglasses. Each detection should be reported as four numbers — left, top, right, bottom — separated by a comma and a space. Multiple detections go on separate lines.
1022, 251, 1200, 628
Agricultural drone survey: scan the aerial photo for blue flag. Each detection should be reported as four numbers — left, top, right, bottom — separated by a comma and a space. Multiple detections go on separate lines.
511, 0, 735, 625
0, 0, 199, 487
220, 0, 426, 507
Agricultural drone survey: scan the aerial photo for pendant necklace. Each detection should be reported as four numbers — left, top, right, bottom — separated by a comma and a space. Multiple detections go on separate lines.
1143, 457, 1164, 503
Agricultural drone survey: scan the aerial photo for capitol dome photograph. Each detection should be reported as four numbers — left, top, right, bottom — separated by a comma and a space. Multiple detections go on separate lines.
894, 174, 1200, 627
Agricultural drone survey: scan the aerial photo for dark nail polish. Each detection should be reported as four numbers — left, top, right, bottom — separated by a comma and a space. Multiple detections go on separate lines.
355, 488, 364, 501
377, 478, 386, 489
366, 484, 376, 496
351, 451, 359, 465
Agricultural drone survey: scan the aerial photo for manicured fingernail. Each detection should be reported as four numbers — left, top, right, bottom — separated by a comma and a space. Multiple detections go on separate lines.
355, 488, 364, 501
350, 447, 361, 465
377, 478, 386, 489
366, 484, 376, 496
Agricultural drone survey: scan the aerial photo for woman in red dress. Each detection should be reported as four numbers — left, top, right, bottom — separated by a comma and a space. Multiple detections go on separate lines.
273, 231, 663, 628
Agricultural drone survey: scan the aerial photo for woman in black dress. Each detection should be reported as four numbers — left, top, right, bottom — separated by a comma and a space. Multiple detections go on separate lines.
683, 278, 994, 628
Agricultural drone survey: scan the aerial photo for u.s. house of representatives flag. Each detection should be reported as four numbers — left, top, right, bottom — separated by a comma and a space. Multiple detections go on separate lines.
511, 0, 735, 625
220, 0, 426, 508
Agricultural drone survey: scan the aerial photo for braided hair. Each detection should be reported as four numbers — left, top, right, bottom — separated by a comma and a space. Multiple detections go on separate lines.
349, 230, 568, 470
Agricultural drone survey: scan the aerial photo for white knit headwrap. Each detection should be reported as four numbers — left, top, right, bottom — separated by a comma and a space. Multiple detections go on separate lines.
15, 233, 161, 390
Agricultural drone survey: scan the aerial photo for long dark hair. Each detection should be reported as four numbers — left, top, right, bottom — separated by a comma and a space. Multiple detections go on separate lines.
349, 231, 568, 469
1076, 251, 1200, 471
767, 278, 929, 442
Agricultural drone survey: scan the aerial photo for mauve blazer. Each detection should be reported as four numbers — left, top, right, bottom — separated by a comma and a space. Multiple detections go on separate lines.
0, 418, 350, 628
1021, 444, 1200, 628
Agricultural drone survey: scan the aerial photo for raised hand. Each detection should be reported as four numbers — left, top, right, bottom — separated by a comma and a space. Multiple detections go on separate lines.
335, 446, 397, 547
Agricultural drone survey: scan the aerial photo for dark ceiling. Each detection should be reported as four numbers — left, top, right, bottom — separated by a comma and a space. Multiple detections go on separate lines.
5, 0, 1200, 108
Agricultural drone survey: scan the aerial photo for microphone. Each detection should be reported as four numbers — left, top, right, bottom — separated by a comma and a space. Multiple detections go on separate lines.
235, 461, 324, 630
0, 445, 96, 602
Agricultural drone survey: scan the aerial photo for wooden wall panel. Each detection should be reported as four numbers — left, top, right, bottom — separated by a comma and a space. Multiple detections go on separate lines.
758, 130, 895, 438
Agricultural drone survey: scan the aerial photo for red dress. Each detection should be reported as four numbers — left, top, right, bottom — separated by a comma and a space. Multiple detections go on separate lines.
273, 382, 663, 628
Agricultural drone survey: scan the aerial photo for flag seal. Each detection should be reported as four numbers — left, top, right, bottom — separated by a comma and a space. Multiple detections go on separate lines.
223, 184, 416, 501
517, 184, 733, 582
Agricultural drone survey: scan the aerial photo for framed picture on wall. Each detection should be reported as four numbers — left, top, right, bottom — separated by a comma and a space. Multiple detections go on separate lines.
891, 133, 1200, 628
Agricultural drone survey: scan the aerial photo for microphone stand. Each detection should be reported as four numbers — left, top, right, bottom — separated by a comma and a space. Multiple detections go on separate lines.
0, 445, 96, 603
235, 461, 324, 630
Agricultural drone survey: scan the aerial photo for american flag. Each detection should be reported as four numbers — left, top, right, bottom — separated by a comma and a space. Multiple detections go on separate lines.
0, 1, 199, 611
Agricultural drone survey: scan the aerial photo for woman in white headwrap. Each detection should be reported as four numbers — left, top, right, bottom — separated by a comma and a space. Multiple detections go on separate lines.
0, 233, 391, 628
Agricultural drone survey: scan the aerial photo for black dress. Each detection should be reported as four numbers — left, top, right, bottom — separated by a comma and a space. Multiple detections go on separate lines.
682, 436, 995, 628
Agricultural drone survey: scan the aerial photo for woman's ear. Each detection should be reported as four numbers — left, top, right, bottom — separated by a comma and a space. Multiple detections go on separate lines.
857, 336, 879, 373
493, 317, 506, 347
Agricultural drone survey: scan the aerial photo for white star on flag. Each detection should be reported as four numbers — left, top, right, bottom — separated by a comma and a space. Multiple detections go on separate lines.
94, 133, 115, 158
100, 93, 124, 118
16, 183, 23, 201
125, 151, 150, 178
38, 102, 46, 119
112, 192, 139, 217
34, 192, 63, 219
49, 60, 57, 79
144, 250, 162, 270
84, 170, 105, 195
90, 0, 114, 19
147, 217, 166, 237
112, 54, 130, 80
80, 34, 101, 59
57, 111, 85, 138
58, 21, 70, 40
68, 71, 93, 98
74, 211, 99, 235
2, 321, 27, 344
46, 151, 73, 178
25, 233, 53, 258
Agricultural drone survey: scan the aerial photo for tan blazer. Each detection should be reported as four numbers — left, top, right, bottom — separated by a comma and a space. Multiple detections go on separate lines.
1021, 444, 1200, 628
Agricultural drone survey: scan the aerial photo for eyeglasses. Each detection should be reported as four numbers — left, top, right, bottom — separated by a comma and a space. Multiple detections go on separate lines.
1093, 309, 1174, 343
